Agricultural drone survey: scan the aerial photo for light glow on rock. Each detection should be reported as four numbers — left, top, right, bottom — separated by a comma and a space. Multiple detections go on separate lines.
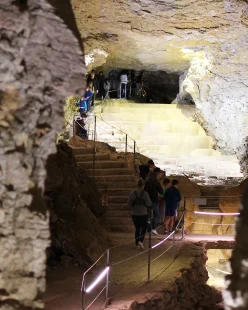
85, 49, 108, 66
181, 50, 211, 108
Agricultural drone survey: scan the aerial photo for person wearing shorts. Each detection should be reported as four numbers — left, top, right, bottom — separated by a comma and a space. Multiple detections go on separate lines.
164, 179, 181, 233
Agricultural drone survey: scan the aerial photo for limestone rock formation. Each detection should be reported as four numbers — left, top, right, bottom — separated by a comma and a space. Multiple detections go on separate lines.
223, 185, 248, 310
0, 0, 85, 308
45, 143, 108, 267
72, 0, 248, 168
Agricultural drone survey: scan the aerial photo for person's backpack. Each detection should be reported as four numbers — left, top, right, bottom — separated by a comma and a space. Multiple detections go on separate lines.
132, 191, 145, 207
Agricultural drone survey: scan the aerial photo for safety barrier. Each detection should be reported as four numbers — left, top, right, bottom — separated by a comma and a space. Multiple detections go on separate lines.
81, 212, 185, 310
87, 115, 140, 178
80, 195, 241, 309
182, 195, 241, 241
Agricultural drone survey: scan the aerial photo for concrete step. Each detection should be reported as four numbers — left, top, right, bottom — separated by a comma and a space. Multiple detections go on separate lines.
75, 153, 110, 161
71, 147, 94, 155
100, 188, 132, 196
106, 209, 131, 217
107, 203, 129, 210
109, 196, 128, 203
94, 175, 136, 183
96, 181, 137, 189
85, 168, 133, 176
78, 161, 126, 169
107, 225, 134, 233
106, 217, 133, 227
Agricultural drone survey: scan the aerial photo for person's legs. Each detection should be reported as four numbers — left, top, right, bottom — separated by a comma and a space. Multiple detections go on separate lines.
164, 216, 170, 231
121, 83, 124, 98
151, 202, 159, 230
159, 198, 165, 224
86, 100, 90, 112
169, 216, 175, 232
132, 215, 139, 246
139, 215, 148, 243
91, 92, 96, 106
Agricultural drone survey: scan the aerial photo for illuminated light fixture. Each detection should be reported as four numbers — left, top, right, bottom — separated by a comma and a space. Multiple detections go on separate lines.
194, 211, 240, 216
152, 231, 175, 249
190, 222, 235, 226
85, 266, 110, 293
215, 268, 231, 275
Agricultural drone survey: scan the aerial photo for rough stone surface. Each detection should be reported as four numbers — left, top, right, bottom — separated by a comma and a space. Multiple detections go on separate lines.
45, 143, 108, 267
0, 1, 85, 308
72, 0, 248, 169
223, 182, 248, 310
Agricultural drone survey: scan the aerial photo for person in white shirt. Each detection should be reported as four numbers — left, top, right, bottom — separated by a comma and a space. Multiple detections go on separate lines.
120, 72, 128, 98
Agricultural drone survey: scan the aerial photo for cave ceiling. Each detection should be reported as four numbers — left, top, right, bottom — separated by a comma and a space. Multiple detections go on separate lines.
72, 0, 248, 72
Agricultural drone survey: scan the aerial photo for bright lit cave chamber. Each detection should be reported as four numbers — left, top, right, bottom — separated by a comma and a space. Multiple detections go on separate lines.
1, 0, 248, 310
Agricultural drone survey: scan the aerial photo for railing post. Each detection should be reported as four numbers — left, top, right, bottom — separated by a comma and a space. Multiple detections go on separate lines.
105, 249, 110, 308
81, 275, 86, 310
133, 140, 136, 168
182, 198, 186, 240
93, 116, 96, 179
173, 230, 176, 257
147, 210, 152, 282
125, 134, 128, 162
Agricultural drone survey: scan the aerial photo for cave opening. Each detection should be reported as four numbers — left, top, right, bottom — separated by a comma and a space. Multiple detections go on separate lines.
1, 0, 248, 309
93, 67, 181, 103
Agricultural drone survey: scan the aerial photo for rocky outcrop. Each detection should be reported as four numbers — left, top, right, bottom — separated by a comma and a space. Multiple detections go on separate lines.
223, 183, 248, 310
45, 143, 108, 267
0, 1, 85, 309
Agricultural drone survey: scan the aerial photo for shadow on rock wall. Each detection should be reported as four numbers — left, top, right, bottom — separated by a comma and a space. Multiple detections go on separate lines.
44, 143, 108, 268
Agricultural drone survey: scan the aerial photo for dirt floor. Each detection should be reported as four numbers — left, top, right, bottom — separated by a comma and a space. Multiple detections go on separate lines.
43, 230, 228, 310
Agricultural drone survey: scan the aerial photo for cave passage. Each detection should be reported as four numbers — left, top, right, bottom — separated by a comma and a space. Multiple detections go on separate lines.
86, 68, 181, 103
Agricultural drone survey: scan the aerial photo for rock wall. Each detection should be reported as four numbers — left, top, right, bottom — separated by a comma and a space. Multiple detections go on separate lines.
0, 1, 85, 309
45, 143, 108, 267
223, 182, 248, 310
179, 2, 248, 160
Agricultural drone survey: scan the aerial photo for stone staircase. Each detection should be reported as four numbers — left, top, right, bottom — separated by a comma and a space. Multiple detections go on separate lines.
71, 145, 136, 232
85, 100, 242, 183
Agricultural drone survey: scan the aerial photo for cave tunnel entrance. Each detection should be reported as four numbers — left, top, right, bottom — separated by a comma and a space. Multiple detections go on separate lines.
92, 67, 181, 103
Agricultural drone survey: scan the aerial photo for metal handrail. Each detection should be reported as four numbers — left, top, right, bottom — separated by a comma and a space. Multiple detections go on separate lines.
90, 115, 137, 177
96, 114, 135, 142
81, 212, 185, 309
184, 195, 243, 199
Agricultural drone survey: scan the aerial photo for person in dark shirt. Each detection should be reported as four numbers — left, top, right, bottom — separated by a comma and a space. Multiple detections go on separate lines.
98, 71, 105, 99
144, 168, 163, 235
87, 70, 99, 106
164, 179, 181, 233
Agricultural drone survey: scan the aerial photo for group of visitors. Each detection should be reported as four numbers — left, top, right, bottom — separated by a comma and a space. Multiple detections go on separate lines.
77, 69, 146, 115
128, 160, 181, 250
76, 69, 110, 116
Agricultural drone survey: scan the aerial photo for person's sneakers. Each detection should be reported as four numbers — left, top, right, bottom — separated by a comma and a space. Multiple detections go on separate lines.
152, 229, 158, 235
138, 241, 145, 250
164, 229, 168, 234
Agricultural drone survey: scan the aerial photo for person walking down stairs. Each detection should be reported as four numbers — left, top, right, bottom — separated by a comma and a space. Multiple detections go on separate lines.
128, 179, 152, 250
145, 168, 163, 235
